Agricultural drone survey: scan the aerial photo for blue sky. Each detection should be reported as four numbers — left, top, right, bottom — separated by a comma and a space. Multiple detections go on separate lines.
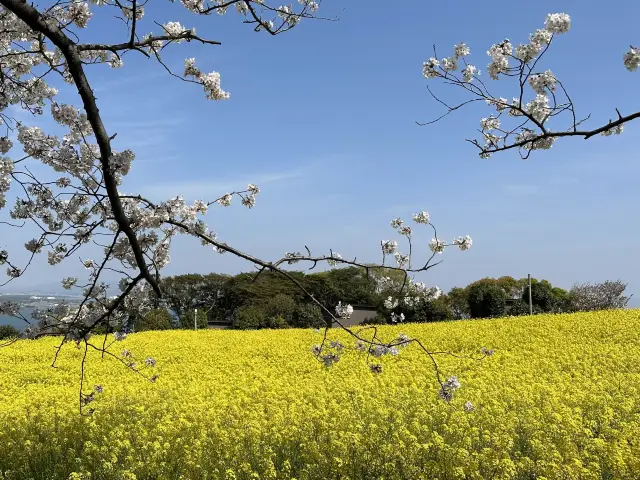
1, 0, 639, 304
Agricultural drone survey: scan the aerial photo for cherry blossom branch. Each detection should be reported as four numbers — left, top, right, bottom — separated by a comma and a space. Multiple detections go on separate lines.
0, 0, 161, 296
77, 32, 222, 54
0, 0, 485, 414
420, 13, 639, 158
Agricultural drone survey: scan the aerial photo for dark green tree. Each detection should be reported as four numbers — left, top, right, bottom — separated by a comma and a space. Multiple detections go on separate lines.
447, 287, 471, 319
412, 295, 454, 322
523, 279, 556, 313
468, 282, 507, 318
264, 315, 289, 329
0, 325, 20, 340
159, 273, 230, 317
521, 278, 570, 313
264, 294, 297, 324
507, 299, 543, 316
292, 303, 326, 328
234, 305, 267, 330
225, 271, 309, 307
178, 308, 209, 329
306, 266, 379, 308
135, 308, 173, 332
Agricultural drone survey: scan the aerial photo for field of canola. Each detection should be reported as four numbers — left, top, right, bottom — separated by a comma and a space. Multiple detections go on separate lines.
1, 310, 640, 480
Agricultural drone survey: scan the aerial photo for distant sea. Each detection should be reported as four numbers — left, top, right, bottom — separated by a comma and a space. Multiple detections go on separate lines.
0, 309, 34, 331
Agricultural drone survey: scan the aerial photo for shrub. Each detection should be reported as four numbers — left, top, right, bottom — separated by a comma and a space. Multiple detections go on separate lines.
234, 306, 267, 330
264, 294, 297, 325
0, 325, 20, 340
507, 299, 543, 316
468, 283, 507, 318
522, 280, 569, 313
135, 309, 174, 332
178, 309, 209, 329
360, 313, 389, 325
412, 296, 454, 322
264, 315, 289, 329
292, 303, 326, 329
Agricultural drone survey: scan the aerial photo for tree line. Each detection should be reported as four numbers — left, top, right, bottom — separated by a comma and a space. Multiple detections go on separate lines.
0, 271, 631, 339
125, 269, 632, 332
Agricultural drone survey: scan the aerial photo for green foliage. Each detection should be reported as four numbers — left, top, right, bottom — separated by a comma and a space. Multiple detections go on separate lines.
136, 309, 174, 332
468, 282, 507, 318
0, 324, 20, 340
447, 287, 471, 319
232, 296, 324, 330
522, 279, 563, 313
412, 295, 454, 322
291, 303, 326, 329
159, 273, 230, 318
158, 269, 577, 330
360, 313, 389, 325
507, 299, 543, 316
306, 267, 379, 308
457, 276, 571, 319
552, 287, 571, 312
160, 267, 379, 331
504, 279, 571, 316
508, 300, 530, 316
178, 309, 209, 329
494, 276, 525, 298
234, 306, 267, 330
233, 305, 289, 330
264, 294, 297, 324
265, 315, 289, 329
226, 271, 309, 307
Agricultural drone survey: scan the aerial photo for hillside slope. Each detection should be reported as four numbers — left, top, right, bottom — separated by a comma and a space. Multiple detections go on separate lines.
0, 311, 639, 479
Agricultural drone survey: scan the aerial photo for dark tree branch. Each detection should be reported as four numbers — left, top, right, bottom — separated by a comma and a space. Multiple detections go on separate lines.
0, 0, 161, 297
77, 31, 222, 53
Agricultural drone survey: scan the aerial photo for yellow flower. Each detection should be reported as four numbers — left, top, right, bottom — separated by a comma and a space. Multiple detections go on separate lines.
0, 311, 638, 478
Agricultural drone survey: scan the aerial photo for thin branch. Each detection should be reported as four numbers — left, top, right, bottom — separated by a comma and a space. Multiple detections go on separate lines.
0, 0, 161, 298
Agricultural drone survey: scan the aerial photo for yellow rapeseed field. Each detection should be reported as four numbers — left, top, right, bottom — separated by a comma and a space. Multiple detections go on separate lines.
1, 310, 640, 480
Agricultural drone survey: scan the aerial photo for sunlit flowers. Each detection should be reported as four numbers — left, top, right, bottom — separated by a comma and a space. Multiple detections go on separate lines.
544, 13, 571, 34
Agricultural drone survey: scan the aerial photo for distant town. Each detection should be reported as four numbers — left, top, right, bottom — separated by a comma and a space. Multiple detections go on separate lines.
0, 292, 82, 310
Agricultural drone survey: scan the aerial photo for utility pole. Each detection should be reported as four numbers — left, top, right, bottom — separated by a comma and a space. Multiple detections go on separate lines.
528, 274, 533, 315
194, 308, 198, 331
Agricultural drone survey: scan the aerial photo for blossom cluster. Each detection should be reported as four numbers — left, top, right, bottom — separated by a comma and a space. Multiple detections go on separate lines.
334, 302, 353, 319
383, 279, 443, 321
184, 58, 230, 100
0, 0, 466, 389
624, 46, 640, 72
423, 12, 638, 158
162, 21, 194, 41
376, 212, 472, 323
438, 375, 461, 402
422, 41, 473, 80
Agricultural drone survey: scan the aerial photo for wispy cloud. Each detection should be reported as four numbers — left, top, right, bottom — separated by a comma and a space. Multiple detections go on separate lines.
503, 184, 540, 195
109, 117, 186, 130
140, 170, 306, 200
378, 203, 423, 215
550, 176, 579, 186
137, 152, 359, 200
133, 154, 182, 165
92, 71, 168, 93
111, 135, 173, 149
